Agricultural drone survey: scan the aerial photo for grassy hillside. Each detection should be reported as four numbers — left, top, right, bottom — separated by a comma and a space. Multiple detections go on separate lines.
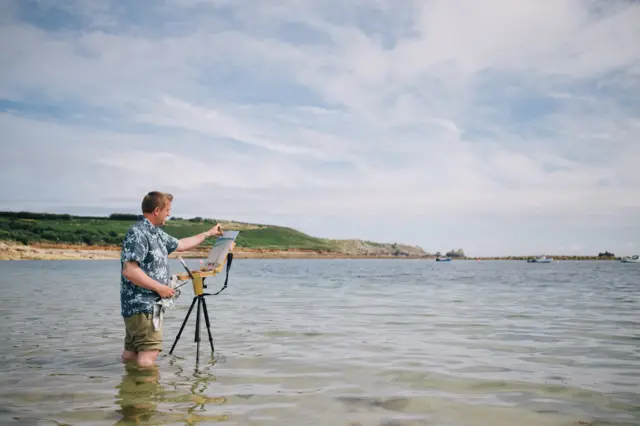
0, 211, 340, 252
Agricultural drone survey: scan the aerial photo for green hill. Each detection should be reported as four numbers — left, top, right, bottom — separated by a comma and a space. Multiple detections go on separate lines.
0, 211, 428, 257
0, 211, 337, 251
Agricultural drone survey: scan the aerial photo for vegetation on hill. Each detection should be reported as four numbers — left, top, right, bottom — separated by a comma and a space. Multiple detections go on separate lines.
0, 211, 427, 257
445, 248, 466, 258
597, 251, 615, 259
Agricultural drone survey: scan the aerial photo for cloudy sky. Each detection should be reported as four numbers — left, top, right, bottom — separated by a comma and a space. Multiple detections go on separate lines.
1, 0, 639, 256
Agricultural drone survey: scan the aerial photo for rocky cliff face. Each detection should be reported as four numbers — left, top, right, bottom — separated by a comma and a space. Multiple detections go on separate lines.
333, 239, 429, 257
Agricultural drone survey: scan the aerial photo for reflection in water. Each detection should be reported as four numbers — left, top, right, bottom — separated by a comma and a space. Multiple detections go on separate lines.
168, 358, 229, 424
114, 363, 163, 425
114, 360, 228, 425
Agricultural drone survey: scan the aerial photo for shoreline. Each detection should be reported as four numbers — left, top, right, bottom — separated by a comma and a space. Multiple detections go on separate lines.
0, 242, 428, 261
0, 242, 622, 261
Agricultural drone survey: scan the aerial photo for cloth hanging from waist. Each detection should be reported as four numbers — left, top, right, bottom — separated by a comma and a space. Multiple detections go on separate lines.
152, 275, 183, 331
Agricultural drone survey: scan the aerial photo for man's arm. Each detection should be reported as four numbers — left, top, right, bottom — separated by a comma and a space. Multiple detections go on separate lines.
122, 261, 175, 298
175, 224, 223, 252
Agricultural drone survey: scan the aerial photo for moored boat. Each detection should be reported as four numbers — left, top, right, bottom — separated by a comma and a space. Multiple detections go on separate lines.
527, 256, 553, 263
620, 255, 639, 263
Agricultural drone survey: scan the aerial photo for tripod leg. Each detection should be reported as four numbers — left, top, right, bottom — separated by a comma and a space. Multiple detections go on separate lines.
169, 296, 198, 355
195, 296, 202, 365
201, 297, 215, 356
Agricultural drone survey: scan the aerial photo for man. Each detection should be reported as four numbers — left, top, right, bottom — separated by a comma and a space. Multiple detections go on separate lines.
120, 191, 223, 367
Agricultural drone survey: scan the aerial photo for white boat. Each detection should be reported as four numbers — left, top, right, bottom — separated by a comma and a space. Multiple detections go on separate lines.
620, 255, 639, 263
527, 256, 553, 263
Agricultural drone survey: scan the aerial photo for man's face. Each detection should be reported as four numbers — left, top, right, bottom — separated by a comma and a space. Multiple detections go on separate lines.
156, 202, 172, 225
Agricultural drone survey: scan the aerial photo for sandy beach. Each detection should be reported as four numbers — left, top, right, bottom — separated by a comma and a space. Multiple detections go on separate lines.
0, 242, 617, 261
0, 241, 421, 261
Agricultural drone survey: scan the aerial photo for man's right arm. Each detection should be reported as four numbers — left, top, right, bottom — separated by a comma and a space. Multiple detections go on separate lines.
122, 261, 175, 298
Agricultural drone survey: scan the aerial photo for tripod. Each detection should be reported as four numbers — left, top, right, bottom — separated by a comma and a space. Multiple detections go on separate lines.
168, 253, 233, 365
169, 291, 215, 364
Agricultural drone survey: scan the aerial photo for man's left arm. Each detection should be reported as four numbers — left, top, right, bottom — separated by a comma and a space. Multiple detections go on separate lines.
174, 224, 223, 252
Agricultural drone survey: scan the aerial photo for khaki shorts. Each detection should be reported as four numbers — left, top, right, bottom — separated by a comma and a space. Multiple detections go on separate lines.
123, 312, 162, 353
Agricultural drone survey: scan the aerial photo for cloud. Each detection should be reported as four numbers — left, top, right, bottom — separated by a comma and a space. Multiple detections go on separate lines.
134, 97, 349, 159
1, 0, 639, 255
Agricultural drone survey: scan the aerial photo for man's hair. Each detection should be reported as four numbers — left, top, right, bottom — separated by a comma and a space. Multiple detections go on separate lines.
141, 191, 173, 213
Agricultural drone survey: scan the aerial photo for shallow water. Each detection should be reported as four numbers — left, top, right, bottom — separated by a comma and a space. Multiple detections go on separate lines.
0, 259, 638, 425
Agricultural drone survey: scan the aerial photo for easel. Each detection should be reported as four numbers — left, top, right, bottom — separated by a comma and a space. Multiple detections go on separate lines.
168, 253, 233, 365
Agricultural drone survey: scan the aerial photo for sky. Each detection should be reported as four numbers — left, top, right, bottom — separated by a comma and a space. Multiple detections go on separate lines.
1, 0, 639, 257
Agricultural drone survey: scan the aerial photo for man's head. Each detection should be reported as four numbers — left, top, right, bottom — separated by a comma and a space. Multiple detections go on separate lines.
141, 191, 173, 226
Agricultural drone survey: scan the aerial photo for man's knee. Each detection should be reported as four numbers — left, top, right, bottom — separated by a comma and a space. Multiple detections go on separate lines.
137, 351, 159, 367
121, 350, 138, 363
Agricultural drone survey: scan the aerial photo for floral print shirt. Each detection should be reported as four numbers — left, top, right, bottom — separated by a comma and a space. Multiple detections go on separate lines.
120, 217, 179, 317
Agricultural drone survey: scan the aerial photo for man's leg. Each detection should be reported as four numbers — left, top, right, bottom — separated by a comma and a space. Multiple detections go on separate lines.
133, 312, 163, 367
137, 350, 160, 367
121, 350, 138, 363
122, 319, 138, 363
123, 313, 163, 366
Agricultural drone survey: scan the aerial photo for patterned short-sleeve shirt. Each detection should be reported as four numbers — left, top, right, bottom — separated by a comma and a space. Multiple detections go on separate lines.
120, 217, 179, 317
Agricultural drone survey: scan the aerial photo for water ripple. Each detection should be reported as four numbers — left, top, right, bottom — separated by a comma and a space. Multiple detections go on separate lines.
0, 259, 638, 425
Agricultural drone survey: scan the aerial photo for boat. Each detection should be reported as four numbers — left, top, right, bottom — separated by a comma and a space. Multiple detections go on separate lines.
620, 255, 639, 263
436, 256, 452, 262
527, 256, 553, 263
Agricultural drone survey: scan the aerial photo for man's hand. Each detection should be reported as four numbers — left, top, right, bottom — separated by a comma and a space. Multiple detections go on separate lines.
156, 285, 175, 299
206, 224, 223, 238
176, 224, 224, 252
123, 261, 175, 298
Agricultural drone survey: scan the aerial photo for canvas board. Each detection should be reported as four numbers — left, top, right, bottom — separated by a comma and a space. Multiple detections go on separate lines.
204, 230, 239, 270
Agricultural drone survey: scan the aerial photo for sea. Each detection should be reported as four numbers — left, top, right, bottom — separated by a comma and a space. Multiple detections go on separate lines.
0, 259, 638, 426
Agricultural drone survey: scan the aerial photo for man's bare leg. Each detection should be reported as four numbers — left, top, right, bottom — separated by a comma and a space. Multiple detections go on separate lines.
121, 350, 138, 363
137, 350, 160, 367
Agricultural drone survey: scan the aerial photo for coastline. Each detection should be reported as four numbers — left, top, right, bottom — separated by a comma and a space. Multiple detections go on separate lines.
0, 242, 428, 261
0, 242, 621, 261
